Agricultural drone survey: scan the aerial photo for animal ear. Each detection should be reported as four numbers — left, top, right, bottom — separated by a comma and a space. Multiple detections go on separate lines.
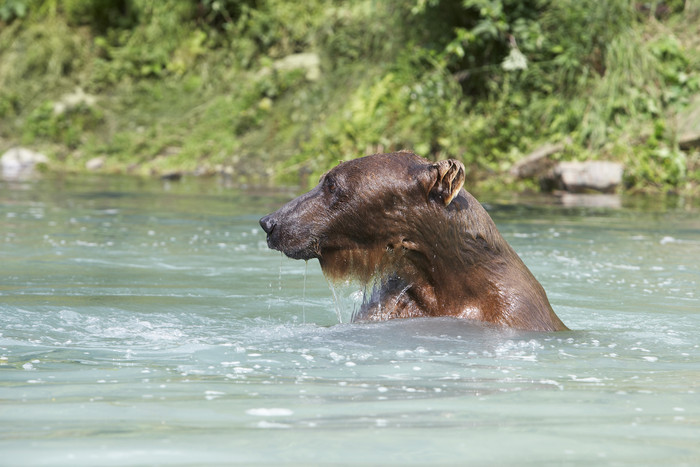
427, 159, 465, 206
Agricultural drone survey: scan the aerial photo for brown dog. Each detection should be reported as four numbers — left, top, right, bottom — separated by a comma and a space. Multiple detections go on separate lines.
260, 152, 568, 331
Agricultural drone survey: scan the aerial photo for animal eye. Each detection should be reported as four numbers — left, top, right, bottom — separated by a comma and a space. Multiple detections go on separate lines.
324, 176, 337, 194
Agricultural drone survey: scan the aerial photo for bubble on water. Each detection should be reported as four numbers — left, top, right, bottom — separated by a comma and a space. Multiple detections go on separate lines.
494, 339, 544, 360
329, 352, 344, 363
540, 379, 564, 390
256, 421, 291, 429
205, 390, 225, 400
568, 375, 604, 384
246, 408, 293, 417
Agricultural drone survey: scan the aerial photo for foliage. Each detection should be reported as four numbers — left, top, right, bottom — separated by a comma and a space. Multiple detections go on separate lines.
0, 0, 29, 22
23, 100, 103, 149
0, 0, 698, 191
63, 0, 138, 31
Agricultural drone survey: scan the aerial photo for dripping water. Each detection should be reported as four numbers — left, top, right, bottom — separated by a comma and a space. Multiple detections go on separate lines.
325, 278, 344, 324
302, 260, 308, 324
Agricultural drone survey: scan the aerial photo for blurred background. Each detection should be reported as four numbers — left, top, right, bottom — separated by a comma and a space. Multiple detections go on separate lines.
0, 0, 698, 193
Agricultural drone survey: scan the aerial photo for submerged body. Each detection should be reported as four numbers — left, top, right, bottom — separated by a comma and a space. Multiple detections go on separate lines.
260, 152, 568, 332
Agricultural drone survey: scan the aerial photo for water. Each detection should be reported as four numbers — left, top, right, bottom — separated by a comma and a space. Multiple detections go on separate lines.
1, 175, 699, 465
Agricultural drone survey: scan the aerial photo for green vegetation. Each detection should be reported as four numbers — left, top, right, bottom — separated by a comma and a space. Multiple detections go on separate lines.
1, 0, 699, 192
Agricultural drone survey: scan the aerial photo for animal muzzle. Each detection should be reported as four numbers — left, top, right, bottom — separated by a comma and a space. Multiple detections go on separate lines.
259, 214, 276, 236
259, 214, 280, 250
259, 213, 318, 260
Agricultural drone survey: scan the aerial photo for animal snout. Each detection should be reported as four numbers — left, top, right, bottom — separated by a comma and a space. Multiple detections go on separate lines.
259, 215, 276, 235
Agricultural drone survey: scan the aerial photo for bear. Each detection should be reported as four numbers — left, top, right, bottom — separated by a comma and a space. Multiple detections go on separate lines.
260, 151, 568, 332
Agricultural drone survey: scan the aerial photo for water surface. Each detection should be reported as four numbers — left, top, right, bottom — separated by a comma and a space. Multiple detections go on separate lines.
1, 176, 699, 465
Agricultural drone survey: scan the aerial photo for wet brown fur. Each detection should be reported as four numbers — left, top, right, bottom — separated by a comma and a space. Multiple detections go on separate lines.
260, 152, 568, 332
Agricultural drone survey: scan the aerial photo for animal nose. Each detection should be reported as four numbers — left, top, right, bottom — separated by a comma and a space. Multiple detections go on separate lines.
259, 215, 276, 235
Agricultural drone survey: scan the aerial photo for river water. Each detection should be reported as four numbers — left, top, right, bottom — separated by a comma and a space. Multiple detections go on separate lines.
1, 175, 698, 465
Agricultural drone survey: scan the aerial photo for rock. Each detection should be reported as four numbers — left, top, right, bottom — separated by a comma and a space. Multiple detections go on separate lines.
1, 147, 49, 179
161, 171, 183, 181
275, 53, 321, 81
510, 142, 565, 178
53, 87, 97, 115
85, 156, 105, 171
677, 94, 700, 150
552, 161, 623, 193
679, 130, 700, 150
511, 141, 624, 193
258, 53, 321, 82
510, 138, 572, 179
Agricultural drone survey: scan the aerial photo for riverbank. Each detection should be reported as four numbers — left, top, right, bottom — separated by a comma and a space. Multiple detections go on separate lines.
1, 1, 699, 193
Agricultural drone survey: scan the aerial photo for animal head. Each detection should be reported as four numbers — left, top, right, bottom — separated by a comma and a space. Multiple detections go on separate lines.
260, 152, 466, 281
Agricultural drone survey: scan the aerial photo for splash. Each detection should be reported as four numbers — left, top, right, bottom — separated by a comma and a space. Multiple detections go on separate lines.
319, 243, 411, 323
325, 273, 398, 324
